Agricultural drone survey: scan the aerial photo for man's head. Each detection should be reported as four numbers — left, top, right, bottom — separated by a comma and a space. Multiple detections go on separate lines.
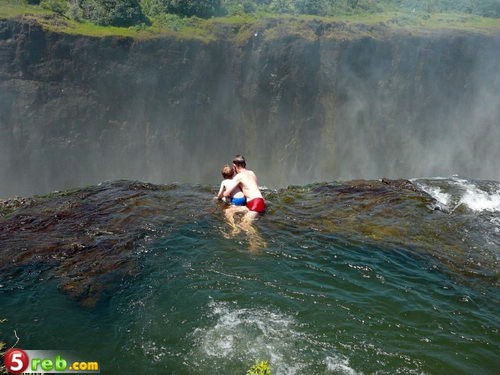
221, 165, 234, 179
232, 155, 246, 171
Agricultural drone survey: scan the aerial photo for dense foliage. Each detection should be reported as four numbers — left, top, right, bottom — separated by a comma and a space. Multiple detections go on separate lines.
219, 0, 500, 18
23, 0, 500, 27
76, 0, 147, 26
394, 0, 500, 18
141, 0, 222, 18
40, 0, 69, 16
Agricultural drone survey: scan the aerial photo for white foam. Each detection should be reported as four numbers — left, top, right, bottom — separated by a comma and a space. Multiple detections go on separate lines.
190, 301, 319, 374
325, 355, 359, 375
414, 182, 451, 208
453, 180, 500, 212
141, 340, 167, 362
422, 186, 451, 206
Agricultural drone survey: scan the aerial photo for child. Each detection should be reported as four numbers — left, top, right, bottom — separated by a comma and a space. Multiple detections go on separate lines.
216, 165, 246, 206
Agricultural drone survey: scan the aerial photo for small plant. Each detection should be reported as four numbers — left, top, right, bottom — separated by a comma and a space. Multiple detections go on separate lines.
246, 360, 271, 375
0, 342, 6, 375
0, 318, 7, 375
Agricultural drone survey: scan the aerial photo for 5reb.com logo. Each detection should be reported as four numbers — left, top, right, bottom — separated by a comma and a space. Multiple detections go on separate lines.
4, 349, 99, 374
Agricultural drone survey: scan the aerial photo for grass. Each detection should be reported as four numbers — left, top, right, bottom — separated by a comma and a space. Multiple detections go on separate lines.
0, 0, 499, 41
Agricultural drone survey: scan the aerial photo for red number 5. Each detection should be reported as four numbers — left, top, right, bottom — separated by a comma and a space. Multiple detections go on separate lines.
4, 349, 29, 374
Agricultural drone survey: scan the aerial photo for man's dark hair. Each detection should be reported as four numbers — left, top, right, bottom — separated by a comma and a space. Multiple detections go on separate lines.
233, 155, 246, 168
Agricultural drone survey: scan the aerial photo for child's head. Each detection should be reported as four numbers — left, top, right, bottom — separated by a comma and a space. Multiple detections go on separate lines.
221, 165, 234, 179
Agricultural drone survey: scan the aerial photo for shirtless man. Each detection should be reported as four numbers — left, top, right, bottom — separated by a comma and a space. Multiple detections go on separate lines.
223, 155, 266, 227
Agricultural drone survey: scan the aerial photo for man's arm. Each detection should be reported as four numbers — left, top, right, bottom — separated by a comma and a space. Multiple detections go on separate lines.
223, 175, 241, 197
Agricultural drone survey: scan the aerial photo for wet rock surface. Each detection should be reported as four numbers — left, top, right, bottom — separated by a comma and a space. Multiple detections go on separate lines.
0, 181, 205, 307
1, 179, 497, 307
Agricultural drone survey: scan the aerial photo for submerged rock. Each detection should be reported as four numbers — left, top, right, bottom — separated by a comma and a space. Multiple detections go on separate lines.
0, 179, 498, 307
0, 181, 198, 307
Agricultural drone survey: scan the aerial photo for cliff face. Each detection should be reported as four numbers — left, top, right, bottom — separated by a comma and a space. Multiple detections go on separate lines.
0, 19, 499, 197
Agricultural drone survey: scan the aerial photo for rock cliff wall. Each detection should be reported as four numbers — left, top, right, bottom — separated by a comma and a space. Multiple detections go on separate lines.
0, 19, 499, 197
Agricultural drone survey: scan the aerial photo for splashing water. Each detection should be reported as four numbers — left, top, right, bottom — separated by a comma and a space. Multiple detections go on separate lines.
452, 178, 500, 212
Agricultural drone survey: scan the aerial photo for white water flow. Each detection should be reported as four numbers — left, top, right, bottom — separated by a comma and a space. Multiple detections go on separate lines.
453, 179, 500, 212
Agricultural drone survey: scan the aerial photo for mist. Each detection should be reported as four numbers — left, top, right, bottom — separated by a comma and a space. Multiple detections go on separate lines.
0, 20, 499, 198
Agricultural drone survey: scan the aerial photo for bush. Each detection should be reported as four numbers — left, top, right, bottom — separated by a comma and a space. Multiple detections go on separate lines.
243, 1, 257, 13
155, 12, 189, 29
40, 0, 69, 16
295, 0, 327, 16
144, 0, 222, 18
391, 0, 500, 17
270, 0, 294, 14
140, 0, 165, 18
475, 0, 500, 17
77, 0, 148, 26
68, 0, 83, 20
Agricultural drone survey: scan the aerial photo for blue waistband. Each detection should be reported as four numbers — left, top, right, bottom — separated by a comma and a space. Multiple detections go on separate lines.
231, 197, 247, 206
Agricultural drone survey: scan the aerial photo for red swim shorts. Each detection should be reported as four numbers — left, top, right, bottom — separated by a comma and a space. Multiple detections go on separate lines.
246, 197, 266, 213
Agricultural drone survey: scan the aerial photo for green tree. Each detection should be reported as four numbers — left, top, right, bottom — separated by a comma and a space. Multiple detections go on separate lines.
270, 0, 294, 14
40, 0, 69, 16
348, 0, 359, 8
474, 0, 500, 17
164, 0, 222, 18
295, 0, 327, 15
140, 0, 165, 17
77, 0, 147, 26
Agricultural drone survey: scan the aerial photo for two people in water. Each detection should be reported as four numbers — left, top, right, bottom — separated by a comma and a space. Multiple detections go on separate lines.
216, 155, 266, 238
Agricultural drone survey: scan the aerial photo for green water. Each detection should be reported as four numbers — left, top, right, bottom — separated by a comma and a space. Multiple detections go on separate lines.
1, 179, 499, 374
2, 219, 498, 374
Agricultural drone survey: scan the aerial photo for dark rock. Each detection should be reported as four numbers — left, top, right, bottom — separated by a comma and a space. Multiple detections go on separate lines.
381, 178, 420, 192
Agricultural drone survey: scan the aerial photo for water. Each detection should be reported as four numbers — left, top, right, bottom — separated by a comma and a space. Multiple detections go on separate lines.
1, 178, 499, 374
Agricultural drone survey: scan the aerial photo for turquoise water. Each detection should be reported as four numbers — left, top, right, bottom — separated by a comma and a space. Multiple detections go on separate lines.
1, 179, 499, 374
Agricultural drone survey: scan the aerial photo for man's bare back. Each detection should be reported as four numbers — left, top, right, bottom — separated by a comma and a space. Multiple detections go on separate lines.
231, 169, 262, 201
223, 155, 265, 214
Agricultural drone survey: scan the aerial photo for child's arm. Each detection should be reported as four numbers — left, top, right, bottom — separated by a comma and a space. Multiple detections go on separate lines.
216, 181, 225, 199
223, 175, 241, 198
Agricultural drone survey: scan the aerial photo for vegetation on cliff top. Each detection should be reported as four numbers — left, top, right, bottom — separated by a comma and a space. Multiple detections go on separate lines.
0, 0, 499, 40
